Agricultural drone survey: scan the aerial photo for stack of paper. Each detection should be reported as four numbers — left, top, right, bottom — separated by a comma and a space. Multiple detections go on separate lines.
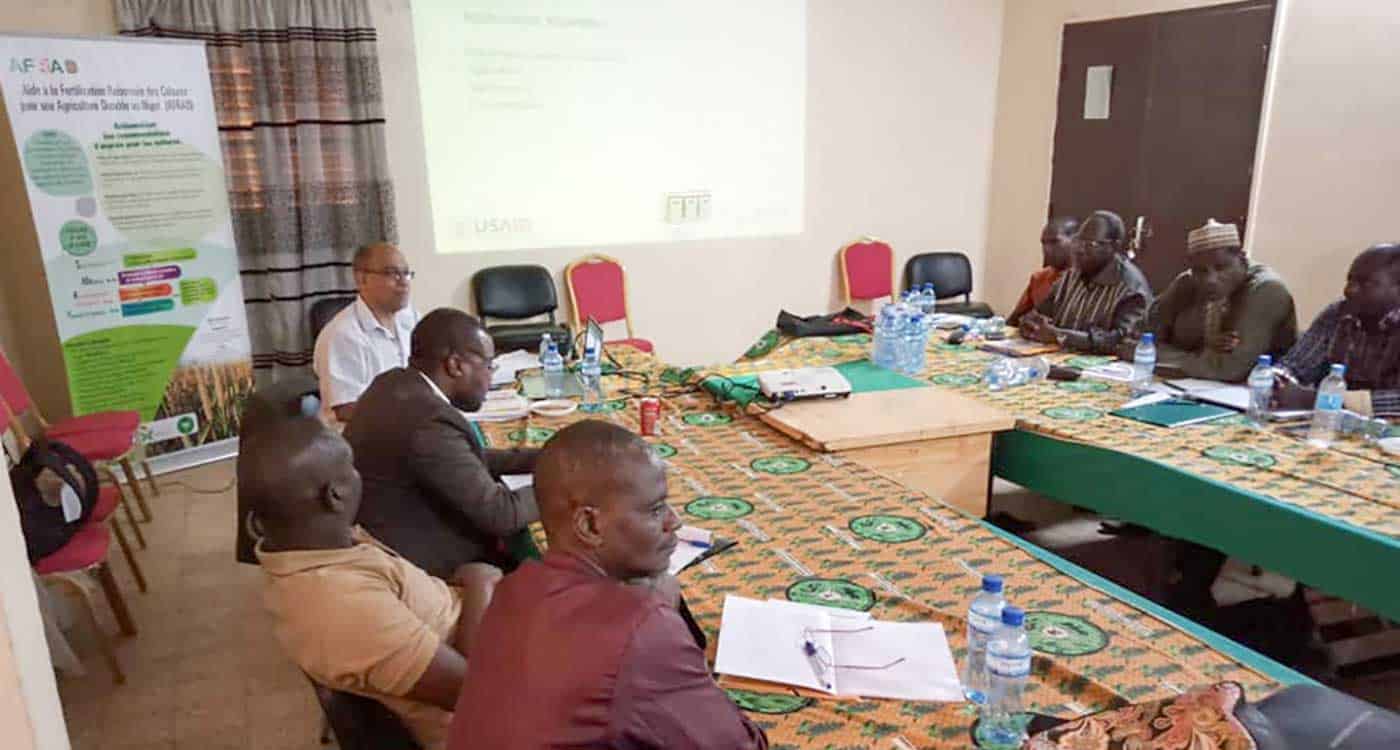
490, 349, 542, 388
714, 595, 963, 701
461, 390, 530, 422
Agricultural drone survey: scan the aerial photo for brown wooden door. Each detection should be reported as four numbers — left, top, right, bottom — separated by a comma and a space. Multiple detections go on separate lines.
1048, 1, 1275, 292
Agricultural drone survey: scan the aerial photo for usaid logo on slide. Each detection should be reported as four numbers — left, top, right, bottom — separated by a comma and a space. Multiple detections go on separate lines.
9, 57, 79, 74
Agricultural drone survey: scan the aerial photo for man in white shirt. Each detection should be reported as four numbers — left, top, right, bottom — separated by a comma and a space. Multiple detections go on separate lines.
314, 242, 419, 424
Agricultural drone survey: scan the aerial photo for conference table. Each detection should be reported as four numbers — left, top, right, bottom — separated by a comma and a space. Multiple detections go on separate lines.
724, 331, 1400, 623
479, 338, 1318, 749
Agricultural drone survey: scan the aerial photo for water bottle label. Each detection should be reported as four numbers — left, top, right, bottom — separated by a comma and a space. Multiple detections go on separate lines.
968, 610, 1001, 635
986, 651, 1031, 678
1315, 393, 1343, 411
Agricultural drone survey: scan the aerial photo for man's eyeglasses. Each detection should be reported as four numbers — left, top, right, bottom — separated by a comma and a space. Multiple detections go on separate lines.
457, 349, 498, 372
359, 267, 416, 281
1076, 239, 1115, 250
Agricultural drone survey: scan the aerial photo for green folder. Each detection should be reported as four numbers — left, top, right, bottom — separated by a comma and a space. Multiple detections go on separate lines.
1110, 398, 1237, 428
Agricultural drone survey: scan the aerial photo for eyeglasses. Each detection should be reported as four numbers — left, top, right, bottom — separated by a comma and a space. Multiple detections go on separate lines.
799, 625, 906, 691
1076, 239, 1115, 251
359, 267, 416, 281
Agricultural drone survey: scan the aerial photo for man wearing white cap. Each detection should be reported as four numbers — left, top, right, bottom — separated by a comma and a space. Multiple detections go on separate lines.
1142, 219, 1298, 381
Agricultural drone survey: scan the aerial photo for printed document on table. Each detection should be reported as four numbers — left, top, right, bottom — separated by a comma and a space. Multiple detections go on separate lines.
714, 595, 964, 701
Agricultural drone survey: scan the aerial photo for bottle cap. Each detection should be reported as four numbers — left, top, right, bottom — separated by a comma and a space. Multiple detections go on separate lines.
1001, 605, 1024, 627
1257, 354, 1272, 366
1140, 333, 1155, 345
982, 574, 1003, 593
1330, 363, 1346, 375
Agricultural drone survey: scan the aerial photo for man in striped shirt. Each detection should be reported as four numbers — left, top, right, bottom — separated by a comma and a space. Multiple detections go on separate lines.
1018, 210, 1153, 354
1274, 243, 1400, 418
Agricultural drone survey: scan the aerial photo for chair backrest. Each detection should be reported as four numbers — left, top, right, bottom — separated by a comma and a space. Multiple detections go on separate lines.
471, 264, 559, 322
307, 676, 422, 750
838, 238, 895, 304
564, 254, 631, 332
0, 347, 34, 417
309, 296, 357, 343
903, 252, 974, 301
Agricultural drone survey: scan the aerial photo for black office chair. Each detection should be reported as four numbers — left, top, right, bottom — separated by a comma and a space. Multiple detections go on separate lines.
309, 296, 357, 343
902, 252, 995, 318
471, 265, 572, 356
308, 675, 422, 750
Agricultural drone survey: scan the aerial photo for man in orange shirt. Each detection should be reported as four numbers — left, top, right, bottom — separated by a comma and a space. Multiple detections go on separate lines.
1008, 216, 1080, 326
245, 417, 500, 749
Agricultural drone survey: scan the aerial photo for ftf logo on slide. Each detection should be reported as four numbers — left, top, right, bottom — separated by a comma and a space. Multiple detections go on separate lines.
9, 57, 79, 74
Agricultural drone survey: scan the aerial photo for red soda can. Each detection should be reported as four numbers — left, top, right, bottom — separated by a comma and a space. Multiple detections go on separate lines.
639, 397, 660, 436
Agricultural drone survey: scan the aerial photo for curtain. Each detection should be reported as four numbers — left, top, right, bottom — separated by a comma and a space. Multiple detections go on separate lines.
117, 0, 396, 383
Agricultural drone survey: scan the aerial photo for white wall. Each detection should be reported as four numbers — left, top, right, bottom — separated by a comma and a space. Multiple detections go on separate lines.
0, 463, 67, 750
1244, 0, 1400, 321
377, 0, 1007, 366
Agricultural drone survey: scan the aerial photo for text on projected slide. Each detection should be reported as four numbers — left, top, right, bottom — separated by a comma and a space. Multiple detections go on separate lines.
412, 1, 806, 253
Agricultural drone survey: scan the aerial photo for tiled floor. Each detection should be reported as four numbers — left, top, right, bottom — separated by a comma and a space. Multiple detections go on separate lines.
54, 458, 325, 750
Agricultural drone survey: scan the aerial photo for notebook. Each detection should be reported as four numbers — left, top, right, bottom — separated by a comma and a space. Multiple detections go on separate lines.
1111, 397, 1236, 428
979, 338, 1059, 357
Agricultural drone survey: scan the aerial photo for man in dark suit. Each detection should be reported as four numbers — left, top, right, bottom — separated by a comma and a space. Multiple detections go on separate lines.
345, 308, 539, 578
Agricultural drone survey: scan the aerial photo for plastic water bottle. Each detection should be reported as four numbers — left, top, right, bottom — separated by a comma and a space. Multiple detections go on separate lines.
1307, 363, 1347, 449
871, 307, 894, 370
962, 574, 1004, 706
984, 605, 1032, 746
984, 357, 1014, 392
1131, 333, 1157, 396
1007, 356, 1050, 388
902, 314, 927, 375
888, 306, 909, 372
541, 334, 565, 398
1246, 355, 1274, 427
920, 282, 938, 315
580, 344, 603, 412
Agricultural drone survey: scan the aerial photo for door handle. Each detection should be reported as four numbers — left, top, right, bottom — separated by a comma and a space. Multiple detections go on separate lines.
1128, 216, 1149, 259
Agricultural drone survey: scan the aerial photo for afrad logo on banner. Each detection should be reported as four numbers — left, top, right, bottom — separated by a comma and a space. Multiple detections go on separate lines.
9, 57, 78, 74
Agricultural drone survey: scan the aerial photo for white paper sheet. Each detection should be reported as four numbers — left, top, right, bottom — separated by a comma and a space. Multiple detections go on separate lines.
501, 474, 533, 492
668, 525, 715, 574
1166, 378, 1251, 411
1080, 362, 1137, 383
667, 542, 709, 575
715, 595, 834, 692
714, 595, 964, 701
491, 349, 542, 387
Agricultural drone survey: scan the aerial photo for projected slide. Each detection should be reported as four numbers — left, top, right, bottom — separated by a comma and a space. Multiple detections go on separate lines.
412, 1, 806, 253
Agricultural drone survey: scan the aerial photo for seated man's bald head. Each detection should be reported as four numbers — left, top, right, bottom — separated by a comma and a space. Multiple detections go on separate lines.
535, 420, 678, 580
535, 421, 656, 523
238, 417, 361, 540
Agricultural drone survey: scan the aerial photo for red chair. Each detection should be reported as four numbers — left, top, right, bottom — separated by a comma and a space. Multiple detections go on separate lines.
838, 236, 896, 308
0, 348, 157, 521
35, 522, 136, 684
564, 254, 654, 353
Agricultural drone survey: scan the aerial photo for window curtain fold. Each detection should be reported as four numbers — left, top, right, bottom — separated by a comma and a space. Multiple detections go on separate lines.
117, 0, 397, 382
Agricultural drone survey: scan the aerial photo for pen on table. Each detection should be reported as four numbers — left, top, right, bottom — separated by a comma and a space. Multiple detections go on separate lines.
683, 538, 712, 549
801, 639, 832, 691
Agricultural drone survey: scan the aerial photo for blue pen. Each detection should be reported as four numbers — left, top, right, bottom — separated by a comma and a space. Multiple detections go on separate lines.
801, 639, 833, 691
684, 539, 712, 549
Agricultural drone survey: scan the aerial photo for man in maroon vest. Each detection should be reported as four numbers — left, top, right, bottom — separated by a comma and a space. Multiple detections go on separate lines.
447, 420, 768, 749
